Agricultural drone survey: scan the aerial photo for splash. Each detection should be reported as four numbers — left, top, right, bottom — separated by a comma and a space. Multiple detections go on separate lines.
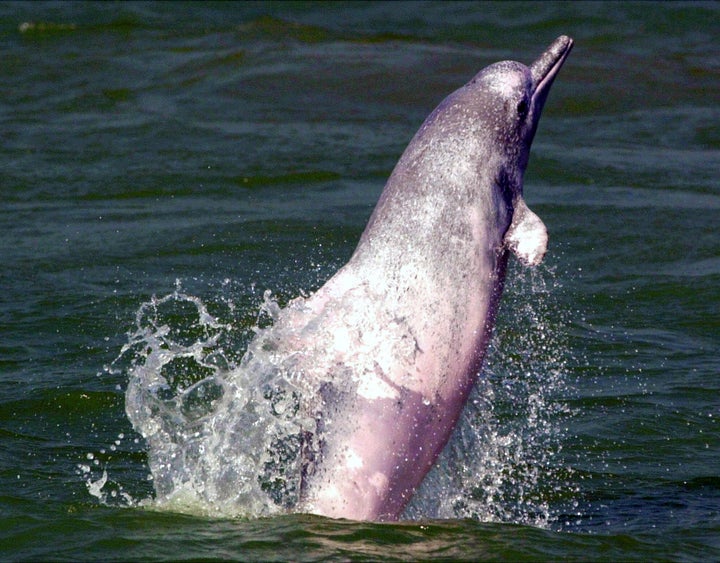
405, 262, 574, 526
100, 281, 325, 517
85, 265, 572, 524
76, 436, 139, 506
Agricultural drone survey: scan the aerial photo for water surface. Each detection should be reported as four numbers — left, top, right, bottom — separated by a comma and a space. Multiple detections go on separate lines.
1, 2, 719, 560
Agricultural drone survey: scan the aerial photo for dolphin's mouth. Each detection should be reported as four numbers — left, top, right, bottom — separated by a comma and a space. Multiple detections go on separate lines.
530, 35, 574, 106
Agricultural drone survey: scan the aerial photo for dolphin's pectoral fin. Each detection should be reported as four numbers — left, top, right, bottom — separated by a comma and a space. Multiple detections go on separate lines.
504, 198, 548, 267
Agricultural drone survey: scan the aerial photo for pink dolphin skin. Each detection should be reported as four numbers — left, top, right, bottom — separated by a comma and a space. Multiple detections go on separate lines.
287, 36, 574, 521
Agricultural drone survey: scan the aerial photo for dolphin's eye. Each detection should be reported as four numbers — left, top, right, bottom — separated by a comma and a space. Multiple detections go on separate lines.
516, 99, 529, 120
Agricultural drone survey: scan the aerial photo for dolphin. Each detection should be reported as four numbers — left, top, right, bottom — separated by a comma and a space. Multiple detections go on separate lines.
260, 36, 573, 521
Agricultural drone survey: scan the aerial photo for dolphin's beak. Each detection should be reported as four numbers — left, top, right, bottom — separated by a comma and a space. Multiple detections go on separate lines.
529, 35, 573, 133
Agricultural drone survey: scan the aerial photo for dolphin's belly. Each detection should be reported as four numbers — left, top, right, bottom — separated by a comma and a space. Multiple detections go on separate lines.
301, 388, 454, 520
279, 257, 502, 520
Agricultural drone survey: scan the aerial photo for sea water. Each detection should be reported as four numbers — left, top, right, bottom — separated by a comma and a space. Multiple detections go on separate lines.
2, 2, 718, 560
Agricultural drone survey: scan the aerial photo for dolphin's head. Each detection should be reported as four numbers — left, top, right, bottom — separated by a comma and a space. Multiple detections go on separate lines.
458, 35, 573, 266
467, 35, 573, 182
361, 37, 573, 267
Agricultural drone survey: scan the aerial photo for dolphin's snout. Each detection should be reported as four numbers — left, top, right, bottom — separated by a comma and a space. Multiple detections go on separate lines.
530, 35, 573, 100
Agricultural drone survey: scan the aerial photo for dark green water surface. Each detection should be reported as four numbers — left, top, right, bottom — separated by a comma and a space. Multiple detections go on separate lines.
1, 2, 719, 561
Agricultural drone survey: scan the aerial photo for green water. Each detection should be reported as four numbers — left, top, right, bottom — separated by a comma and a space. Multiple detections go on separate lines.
1, 2, 719, 560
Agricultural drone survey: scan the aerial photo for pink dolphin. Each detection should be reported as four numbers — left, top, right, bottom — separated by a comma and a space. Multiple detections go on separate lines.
274, 36, 573, 521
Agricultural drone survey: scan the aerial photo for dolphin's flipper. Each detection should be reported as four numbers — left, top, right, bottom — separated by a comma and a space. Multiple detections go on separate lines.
504, 198, 548, 267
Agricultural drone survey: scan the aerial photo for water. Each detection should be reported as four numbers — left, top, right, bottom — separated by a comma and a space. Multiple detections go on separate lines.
2, 1, 719, 560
